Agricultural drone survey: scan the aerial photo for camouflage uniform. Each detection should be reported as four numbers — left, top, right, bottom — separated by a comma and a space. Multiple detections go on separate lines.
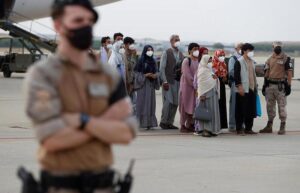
24, 54, 137, 193
265, 84, 287, 122
261, 42, 292, 134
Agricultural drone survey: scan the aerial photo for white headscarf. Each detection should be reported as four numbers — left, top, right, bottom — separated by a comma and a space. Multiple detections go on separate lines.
197, 55, 219, 98
108, 41, 124, 67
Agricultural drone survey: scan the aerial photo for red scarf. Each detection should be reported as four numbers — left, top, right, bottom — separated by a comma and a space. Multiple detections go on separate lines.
212, 50, 227, 78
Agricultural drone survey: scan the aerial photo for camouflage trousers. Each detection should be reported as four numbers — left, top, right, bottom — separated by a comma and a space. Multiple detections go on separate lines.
265, 84, 287, 122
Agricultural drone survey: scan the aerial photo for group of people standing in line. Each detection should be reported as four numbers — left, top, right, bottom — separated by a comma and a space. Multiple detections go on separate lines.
99, 33, 293, 138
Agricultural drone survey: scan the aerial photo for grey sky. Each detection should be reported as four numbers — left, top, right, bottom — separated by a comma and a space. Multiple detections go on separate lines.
15, 0, 300, 43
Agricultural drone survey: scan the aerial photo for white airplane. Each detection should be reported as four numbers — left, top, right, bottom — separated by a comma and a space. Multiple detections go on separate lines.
1, 0, 119, 23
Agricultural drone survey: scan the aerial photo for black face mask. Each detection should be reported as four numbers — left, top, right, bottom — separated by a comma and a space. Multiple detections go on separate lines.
274, 46, 282, 55
66, 25, 93, 50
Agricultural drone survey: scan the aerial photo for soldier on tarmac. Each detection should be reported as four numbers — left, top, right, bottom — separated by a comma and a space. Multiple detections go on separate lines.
22, 0, 138, 193
260, 41, 293, 135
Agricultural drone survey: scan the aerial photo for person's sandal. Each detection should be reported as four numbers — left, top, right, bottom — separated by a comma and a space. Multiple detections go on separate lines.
202, 130, 212, 138
209, 131, 218, 137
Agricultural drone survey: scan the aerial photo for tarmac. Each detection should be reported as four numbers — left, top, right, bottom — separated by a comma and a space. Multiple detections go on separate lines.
0, 73, 300, 193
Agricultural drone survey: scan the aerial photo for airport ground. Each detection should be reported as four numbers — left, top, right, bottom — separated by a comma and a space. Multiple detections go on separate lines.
0, 72, 300, 193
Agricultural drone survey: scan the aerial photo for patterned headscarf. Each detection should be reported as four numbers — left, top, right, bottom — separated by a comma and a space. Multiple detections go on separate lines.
199, 47, 209, 61
212, 49, 227, 78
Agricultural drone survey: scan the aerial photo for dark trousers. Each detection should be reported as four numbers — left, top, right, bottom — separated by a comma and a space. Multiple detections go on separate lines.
219, 78, 228, 129
235, 89, 256, 131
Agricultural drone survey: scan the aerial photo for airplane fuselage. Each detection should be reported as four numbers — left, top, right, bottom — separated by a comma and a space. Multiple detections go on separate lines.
1, 0, 119, 23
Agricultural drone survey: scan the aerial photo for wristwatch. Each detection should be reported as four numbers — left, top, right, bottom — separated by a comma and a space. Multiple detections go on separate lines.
80, 113, 90, 130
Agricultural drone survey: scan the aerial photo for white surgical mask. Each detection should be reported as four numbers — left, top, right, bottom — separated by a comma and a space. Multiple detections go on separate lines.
247, 51, 254, 58
129, 44, 136, 51
119, 48, 125, 54
106, 44, 113, 49
146, 51, 154, 57
192, 50, 200, 58
238, 50, 242, 55
117, 40, 123, 46
218, 56, 225, 62
174, 41, 181, 48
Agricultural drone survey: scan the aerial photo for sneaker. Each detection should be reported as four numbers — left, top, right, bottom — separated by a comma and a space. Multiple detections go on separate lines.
159, 122, 172, 130
193, 131, 203, 136
169, 124, 179, 130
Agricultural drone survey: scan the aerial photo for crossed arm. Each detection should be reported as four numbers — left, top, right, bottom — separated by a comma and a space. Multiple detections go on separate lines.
42, 98, 135, 153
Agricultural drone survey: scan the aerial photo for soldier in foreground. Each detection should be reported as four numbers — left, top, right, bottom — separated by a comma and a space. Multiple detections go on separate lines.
22, 0, 137, 192
260, 42, 292, 135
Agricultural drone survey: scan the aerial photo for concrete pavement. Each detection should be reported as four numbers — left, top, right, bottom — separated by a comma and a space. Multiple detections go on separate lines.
0, 74, 300, 193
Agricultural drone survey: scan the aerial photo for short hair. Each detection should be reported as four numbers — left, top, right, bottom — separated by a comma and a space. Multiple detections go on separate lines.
51, 0, 98, 23
235, 42, 243, 49
124, 37, 135, 45
170, 34, 180, 42
273, 41, 283, 47
188, 43, 200, 52
101, 36, 110, 45
51, 6, 65, 20
113, 33, 124, 41
241, 43, 255, 55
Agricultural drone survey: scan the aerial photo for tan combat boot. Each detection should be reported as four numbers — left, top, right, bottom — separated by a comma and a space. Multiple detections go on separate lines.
259, 121, 273, 133
278, 122, 286, 135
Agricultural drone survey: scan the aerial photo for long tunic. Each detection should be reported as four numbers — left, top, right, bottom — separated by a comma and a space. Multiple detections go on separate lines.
135, 69, 160, 128
179, 58, 199, 115
195, 86, 221, 134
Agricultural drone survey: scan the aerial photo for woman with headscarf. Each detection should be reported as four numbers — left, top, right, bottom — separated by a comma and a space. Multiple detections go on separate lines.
179, 43, 200, 133
134, 45, 160, 130
212, 49, 228, 129
199, 47, 209, 62
194, 47, 210, 89
108, 40, 126, 82
194, 55, 221, 137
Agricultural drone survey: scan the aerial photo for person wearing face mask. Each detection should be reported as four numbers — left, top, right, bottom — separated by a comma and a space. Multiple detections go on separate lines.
99, 36, 112, 64
234, 43, 258, 135
159, 34, 184, 130
199, 47, 209, 62
194, 55, 221, 137
259, 42, 293, 135
108, 38, 127, 82
124, 37, 139, 98
178, 43, 200, 133
134, 45, 159, 130
228, 43, 243, 132
212, 50, 228, 130
193, 47, 210, 91
113, 32, 124, 43
23, 1, 138, 193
